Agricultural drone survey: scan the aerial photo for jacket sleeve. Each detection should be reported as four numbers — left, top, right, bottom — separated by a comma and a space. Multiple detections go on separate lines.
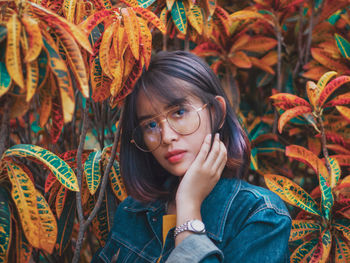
165, 234, 222, 263
166, 207, 291, 263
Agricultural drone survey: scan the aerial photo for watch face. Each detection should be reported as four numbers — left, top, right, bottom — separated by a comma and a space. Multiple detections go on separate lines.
190, 220, 205, 232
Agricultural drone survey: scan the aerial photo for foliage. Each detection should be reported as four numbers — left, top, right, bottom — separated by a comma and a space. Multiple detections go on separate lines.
0, 0, 350, 262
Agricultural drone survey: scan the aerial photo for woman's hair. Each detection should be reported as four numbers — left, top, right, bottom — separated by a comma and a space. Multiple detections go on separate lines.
119, 51, 250, 202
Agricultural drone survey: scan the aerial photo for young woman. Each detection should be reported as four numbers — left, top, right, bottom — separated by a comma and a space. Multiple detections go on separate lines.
93, 51, 291, 263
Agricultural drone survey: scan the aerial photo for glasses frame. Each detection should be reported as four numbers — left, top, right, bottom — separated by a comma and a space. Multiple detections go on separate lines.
131, 103, 208, 152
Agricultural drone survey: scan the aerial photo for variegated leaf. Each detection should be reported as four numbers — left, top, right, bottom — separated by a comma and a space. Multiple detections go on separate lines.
188, 5, 203, 35
137, 0, 156, 8
311, 48, 348, 73
122, 8, 140, 60
329, 157, 341, 188
15, 223, 32, 263
79, 10, 115, 35
333, 218, 350, 242
6, 13, 24, 89
230, 51, 251, 68
90, 54, 111, 102
36, 190, 57, 254
335, 235, 350, 262
42, 38, 75, 123
278, 106, 312, 133
214, 5, 231, 37
270, 94, 310, 109
309, 229, 331, 263
171, 0, 187, 34
55, 185, 67, 219
133, 7, 166, 34
264, 174, 321, 216
137, 17, 151, 70
240, 36, 277, 53
336, 106, 350, 123
318, 76, 350, 108
99, 22, 116, 78
3, 144, 79, 192
0, 187, 11, 263
21, 15, 43, 63
324, 92, 350, 108
6, 161, 40, 248
84, 151, 102, 195
0, 62, 11, 98
331, 155, 350, 167
62, 0, 77, 23
109, 161, 127, 201
335, 33, 350, 60
290, 220, 321, 241
291, 238, 318, 263
38, 74, 52, 127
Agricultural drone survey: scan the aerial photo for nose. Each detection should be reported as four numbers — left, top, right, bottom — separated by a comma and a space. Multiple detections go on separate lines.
159, 119, 179, 145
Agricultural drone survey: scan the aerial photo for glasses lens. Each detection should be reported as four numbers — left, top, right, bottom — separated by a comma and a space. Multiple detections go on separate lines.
167, 105, 200, 135
133, 120, 161, 152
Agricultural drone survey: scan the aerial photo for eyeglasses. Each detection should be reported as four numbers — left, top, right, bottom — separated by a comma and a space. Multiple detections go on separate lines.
131, 104, 208, 152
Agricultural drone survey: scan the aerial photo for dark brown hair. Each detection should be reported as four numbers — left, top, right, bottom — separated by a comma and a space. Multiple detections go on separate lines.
119, 51, 250, 202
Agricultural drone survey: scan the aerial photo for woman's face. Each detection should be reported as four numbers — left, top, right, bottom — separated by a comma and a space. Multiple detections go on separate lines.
135, 91, 212, 177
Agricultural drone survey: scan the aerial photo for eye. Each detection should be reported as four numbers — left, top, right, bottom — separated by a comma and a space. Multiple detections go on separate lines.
142, 120, 158, 131
171, 107, 188, 118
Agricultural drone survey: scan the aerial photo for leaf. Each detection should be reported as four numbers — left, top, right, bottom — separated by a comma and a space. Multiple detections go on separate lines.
122, 8, 140, 61
84, 151, 102, 195
302, 66, 329, 81
290, 238, 319, 263
0, 62, 11, 98
35, 190, 57, 254
214, 6, 231, 37
42, 38, 75, 123
261, 50, 278, 66
334, 220, 350, 242
308, 137, 321, 157
278, 106, 312, 133
138, 17, 152, 70
249, 57, 275, 75
90, 54, 112, 102
55, 191, 75, 256
5, 13, 24, 89
203, 0, 216, 17
6, 161, 40, 248
30, 2, 92, 54
188, 5, 203, 35
335, 235, 350, 262
230, 10, 264, 20
0, 188, 11, 263
133, 6, 166, 34
21, 15, 43, 63
230, 51, 251, 68
270, 93, 310, 109
62, 0, 77, 23
329, 157, 341, 188
264, 174, 321, 216
3, 144, 79, 192
99, 22, 116, 78
137, 0, 156, 8
171, 0, 187, 34
14, 223, 32, 263
37, 51, 49, 91
55, 185, 67, 219
45, 173, 57, 193
317, 71, 338, 93
306, 81, 319, 110
230, 34, 250, 53
109, 160, 127, 201
336, 106, 350, 123
335, 34, 350, 60
240, 37, 277, 53
324, 92, 350, 107
290, 220, 321, 242
38, 75, 52, 127
51, 88, 64, 144
79, 10, 115, 35
311, 48, 349, 73
192, 42, 221, 57
318, 76, 350, 108
310, 229, 331, 263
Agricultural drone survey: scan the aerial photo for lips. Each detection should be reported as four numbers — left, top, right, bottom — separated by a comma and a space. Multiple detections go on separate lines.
165, 150, 186, 163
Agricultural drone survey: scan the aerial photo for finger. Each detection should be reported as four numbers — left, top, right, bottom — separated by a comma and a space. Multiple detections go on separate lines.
204, 133, 221, 165
211, 141, 227, 173
194, 134, 212, 163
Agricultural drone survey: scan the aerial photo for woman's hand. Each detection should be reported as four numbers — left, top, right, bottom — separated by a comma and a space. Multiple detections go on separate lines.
174, 133, 227, 245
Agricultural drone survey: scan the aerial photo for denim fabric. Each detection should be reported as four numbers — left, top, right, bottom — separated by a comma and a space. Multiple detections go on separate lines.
92, 178, 292, 263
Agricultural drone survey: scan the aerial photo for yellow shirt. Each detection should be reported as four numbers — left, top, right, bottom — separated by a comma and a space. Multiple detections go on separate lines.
157, 214, 176, 263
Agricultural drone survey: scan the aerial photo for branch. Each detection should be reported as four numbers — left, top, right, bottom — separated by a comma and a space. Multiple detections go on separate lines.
273, 21, 282, 134
317, 115, 332, 176
72, 107, 124, 263
0, 100, 9, 158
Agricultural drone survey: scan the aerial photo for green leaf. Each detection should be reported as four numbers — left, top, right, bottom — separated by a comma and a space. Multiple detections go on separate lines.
0, 26, 6, 43
37, 51, 49, 90
0, 62, 11, 98
109, 160, 127, 201
329, 157, 341, 188
3, 144, 79, 192
137, 0, 156, 8
0, 187, 11, 263
333, 218, 350, 242
335, 235, 350, 262
290, 220, 321, 241
250, 148, 258, 171
335, 34, 350, 60
290, 238, 318, 262
84, 151, 102, 195
171, 0, 187, 34
56, 191, 76, 256
319, 172, 333, 221
264, 174, 321, 216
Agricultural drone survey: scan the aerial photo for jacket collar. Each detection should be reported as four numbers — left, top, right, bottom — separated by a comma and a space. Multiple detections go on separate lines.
123, 178, 241, 242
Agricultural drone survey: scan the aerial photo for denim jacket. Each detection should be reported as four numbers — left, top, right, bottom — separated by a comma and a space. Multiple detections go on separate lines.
92, 178, 291, 263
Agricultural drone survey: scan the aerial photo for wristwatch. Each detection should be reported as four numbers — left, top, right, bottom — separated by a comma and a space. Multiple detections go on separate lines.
174, 219, 206, 238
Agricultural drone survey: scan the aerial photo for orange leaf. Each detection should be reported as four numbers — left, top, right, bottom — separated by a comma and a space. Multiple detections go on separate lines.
79, 10, 115, 35
318, 76, 350, 108
230, 51, 251, 68
327, 144, 350, 155
214, 6, 231, 37
250, 57, 275, 75
121, 8, 140, 61
278, 106, 312, 133
270, 93, 310, 108
261, 51, 278, 66
286, 145, 329, 181
99, 22, 116, 78
302, 66, 329, 81
6, 13, 24, 89
188, 5, 203, 35
336, 106, 350, 123
325, 92, 350, 108
331, 155, 350, 166
311, 48, 349, 73
21, 14, 43, 63
240, 37, 277, 53
192, 42, 221, 57
229, 34, 250, 53
133, 6, 166, 34
138, 17, 152, 69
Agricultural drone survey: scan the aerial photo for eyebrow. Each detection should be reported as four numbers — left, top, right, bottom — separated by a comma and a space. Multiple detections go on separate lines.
137, 98, 188, 122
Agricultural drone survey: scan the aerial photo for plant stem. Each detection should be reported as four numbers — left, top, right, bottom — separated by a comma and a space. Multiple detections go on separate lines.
163, 34, 167, 51
0, 100, 9, 158
76, 99, 90, 224
304, 1, 314, 65
273, 20, 282, 134
317, 115, 332, 176
72, 107, 123, 263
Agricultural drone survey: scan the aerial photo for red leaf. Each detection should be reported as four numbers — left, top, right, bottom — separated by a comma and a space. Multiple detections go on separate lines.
318, 76, 350, 108
278, 106, 312, 133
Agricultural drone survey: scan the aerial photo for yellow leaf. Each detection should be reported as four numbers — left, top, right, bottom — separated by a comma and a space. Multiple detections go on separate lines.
121, 8, 140, 61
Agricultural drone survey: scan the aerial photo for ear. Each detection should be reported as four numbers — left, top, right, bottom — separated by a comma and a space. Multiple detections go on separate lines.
215, 96, 226, 129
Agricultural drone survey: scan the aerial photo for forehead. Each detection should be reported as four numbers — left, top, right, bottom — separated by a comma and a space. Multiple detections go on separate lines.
135, 90, 202, 119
